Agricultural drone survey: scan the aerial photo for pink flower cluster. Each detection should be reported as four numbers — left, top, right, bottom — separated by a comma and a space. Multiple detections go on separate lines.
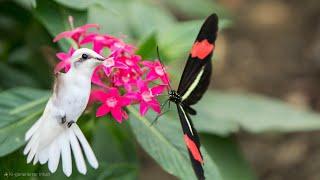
53, 18, 169, 123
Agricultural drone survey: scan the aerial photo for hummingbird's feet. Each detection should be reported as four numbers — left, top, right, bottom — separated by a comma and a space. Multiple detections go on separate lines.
60, 115, 66, 124
67, 121, 75, 128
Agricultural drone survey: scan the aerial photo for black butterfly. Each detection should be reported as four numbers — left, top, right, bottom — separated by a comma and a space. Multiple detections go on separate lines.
158, 14, 218, 180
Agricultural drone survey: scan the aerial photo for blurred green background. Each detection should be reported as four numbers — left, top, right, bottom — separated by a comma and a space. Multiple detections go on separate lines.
1, 0, 320, 179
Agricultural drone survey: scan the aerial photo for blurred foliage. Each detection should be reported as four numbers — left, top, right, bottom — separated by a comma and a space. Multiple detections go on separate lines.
0, 88, 48, 156
1, 0, 320, 180
201, 134, 256, 180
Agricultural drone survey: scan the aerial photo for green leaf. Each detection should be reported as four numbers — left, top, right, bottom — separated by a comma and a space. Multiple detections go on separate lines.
14, 0, 37, 9
0, 87, 49, 157
127, 106, 222, 180
92, 119, 138, 169
32, 0, 87, 51
125, 1, 175, 39
88, 1, 175, 41
53, 0, 95, 10
90, 122, 139, 180
201, 134, 256, 180
194, 91, 320, 135
136, 32, 158, 60
158, 0, 230, 18
0, 149, 38, 177
87, 2, 131, 39
0, 63, 39, 89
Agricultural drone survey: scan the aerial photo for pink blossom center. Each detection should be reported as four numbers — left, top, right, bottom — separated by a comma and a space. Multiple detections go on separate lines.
104, 58, 115, 67
114, 42, 124, 49
106, 97, 118, 107
142, 90, 153, 102
95, 36, 105, 41
155, 66, 164, 76
122, 75, 130, 83
125, 59, 133, 66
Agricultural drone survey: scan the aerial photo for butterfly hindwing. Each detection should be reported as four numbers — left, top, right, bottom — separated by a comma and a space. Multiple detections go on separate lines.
177, 14, 218, 103
177, 104, 204, 180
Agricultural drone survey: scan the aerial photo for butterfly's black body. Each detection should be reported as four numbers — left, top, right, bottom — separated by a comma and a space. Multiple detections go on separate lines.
168, 90, 181, 103
164, 14, 219, 180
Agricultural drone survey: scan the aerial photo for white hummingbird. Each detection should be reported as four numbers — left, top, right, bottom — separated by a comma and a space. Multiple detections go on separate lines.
24, 48, 106, 176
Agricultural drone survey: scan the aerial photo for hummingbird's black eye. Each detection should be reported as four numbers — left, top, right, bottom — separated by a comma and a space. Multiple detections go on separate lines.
82, 53, 89, 59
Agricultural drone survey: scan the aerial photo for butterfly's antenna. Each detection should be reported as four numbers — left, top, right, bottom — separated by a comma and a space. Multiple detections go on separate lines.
156, 46, 172, 92
149, 81, 169, 98
150, 99, 170, 126
151, 109, 171, 126
149, 81, 165, 87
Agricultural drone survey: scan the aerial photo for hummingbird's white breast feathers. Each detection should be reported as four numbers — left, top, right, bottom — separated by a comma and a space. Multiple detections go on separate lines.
24, 48, 104, 176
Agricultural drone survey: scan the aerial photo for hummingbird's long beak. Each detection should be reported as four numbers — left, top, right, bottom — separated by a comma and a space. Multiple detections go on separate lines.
95, 57, 105, 61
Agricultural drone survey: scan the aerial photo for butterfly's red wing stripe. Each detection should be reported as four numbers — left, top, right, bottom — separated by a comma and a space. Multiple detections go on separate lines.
184, 134, 203, 163
190, 39, 215, 60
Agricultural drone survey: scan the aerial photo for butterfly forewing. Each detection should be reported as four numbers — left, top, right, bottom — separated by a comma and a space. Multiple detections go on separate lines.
177, 14, 218, 104
182, 61, 212, 105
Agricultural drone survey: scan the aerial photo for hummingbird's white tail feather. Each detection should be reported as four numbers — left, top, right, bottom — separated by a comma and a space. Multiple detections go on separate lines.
26, 141, 38, 163
23, 132, 38, 155
38, 146, 49, 164
24, 121, 98, 177
33, 154, 38, 165
48, 140, 60, 173
68, 129, 87, 174
59, 133, 72, 177
72, 124, 99, 169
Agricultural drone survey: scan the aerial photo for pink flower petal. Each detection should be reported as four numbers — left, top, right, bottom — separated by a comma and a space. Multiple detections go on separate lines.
53, 31, 73, 42
102, 66, 112, 76
151, 85, 166, 95
149, 99, 161, 113
111, 108, 123, 122
122, 110, 128, 120
91, 67, 107, 87
93, 42, 104, 53
136, 79, 148, 90
65, 64, 71, 72
107, 88, 120, 96
80, 34, 95, 45
114, 61, 129, 69
146, 71, 159, 81
140, 102, 149, 116
141, 61, 155, 67
120, 96, 131, 106
81, 23, 100, 30
90, 90, 108, 102
125, 93, 139, 101
96, 104, 110, 117
54, 61, 67, 74
53, 24, 99, 43
56, 52, 69, 61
